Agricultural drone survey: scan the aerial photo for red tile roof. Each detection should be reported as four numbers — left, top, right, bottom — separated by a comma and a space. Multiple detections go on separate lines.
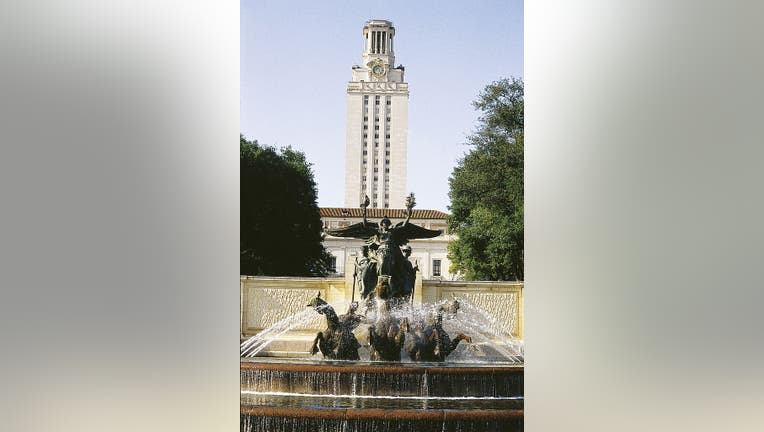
320, 207, 449, 220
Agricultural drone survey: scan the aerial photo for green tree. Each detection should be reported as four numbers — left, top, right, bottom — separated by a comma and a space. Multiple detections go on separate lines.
240, 134, 332, 276
448, 78, 524, 280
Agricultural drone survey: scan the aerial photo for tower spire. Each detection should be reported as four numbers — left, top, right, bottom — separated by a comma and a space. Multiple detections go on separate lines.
362, 20, 396, 69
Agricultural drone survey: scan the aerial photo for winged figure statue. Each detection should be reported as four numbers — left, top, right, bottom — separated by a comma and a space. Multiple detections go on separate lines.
327, 193, 442, 300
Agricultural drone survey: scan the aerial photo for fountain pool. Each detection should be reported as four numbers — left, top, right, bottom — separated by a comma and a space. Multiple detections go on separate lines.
240, 358, 523, 432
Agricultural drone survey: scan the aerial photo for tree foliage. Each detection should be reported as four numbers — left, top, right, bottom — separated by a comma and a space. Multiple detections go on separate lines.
448, 78, 524, 281
240, 135, 332, 276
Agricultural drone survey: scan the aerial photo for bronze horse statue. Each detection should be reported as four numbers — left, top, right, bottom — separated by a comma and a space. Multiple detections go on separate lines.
307, 292, 363, 360
403, 298, 473, 362
367, 277, 408, 361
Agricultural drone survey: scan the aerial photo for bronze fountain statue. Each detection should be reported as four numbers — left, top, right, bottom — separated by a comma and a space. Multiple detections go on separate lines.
367, 277, 408, 361
403, 297, 473, 362
307, 193, 473, 362
307, 292, 363, 360
328, 193, 441, 302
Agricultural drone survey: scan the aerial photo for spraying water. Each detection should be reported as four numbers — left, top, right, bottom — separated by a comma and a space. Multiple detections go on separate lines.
240, 308, 317, 357
241, 295, 522, 363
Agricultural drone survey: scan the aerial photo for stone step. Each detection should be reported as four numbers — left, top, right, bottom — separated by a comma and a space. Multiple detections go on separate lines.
241, 405, 523, 432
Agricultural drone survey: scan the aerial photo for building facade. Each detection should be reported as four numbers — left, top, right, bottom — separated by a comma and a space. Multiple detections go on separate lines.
344, 20, 408, 209
321, 208, 459, 281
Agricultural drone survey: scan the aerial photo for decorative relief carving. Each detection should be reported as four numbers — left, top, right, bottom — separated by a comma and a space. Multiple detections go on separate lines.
347, 81, 408, 95
441, 290, 520, 337
246, 288, 324, 331
360, 82, 399, 90
241, 278, 523, 338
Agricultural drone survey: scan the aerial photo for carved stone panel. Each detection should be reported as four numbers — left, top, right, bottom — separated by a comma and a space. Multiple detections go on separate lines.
245, 287, 324, 331
440, 290, 520, 337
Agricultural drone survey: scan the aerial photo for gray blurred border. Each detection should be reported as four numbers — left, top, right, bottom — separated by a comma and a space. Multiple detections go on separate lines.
526, 1, 764, 431
0, 1, 239, 431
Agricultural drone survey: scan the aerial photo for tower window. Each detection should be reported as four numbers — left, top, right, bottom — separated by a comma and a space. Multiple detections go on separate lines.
386, 117, 390, 122
374, 125, 379, 130
375, 117, 379, 122
363, 134, 368, 138
364, 116, 368, 121
374, 134, 379, 138
363, 125, 368, 130
385, 168, 390, 173
385, 142, 390, 147
433, 259, 442, 277
385, 151, 390, 156
363, 150, 367, 155
385, 134, 390, 139
386, 100, 391, 105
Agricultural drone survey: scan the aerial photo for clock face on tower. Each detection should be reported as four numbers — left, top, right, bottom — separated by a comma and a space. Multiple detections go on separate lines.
371, 63, 386, 78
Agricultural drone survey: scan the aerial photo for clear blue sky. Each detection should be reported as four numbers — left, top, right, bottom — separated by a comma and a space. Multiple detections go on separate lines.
241, 0, 523, 211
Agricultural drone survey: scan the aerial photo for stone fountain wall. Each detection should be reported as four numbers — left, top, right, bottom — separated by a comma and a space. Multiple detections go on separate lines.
420, 280, 524, 340
240, 276, 523, 340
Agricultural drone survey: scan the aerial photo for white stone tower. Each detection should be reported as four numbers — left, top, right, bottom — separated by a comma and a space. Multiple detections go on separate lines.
344, 19, 409, 209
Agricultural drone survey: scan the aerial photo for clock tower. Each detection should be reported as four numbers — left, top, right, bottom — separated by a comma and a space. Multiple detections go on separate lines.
344, 20, 409, 209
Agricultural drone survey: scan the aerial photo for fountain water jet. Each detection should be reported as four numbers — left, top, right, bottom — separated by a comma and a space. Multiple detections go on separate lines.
240, 308, 318, 357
